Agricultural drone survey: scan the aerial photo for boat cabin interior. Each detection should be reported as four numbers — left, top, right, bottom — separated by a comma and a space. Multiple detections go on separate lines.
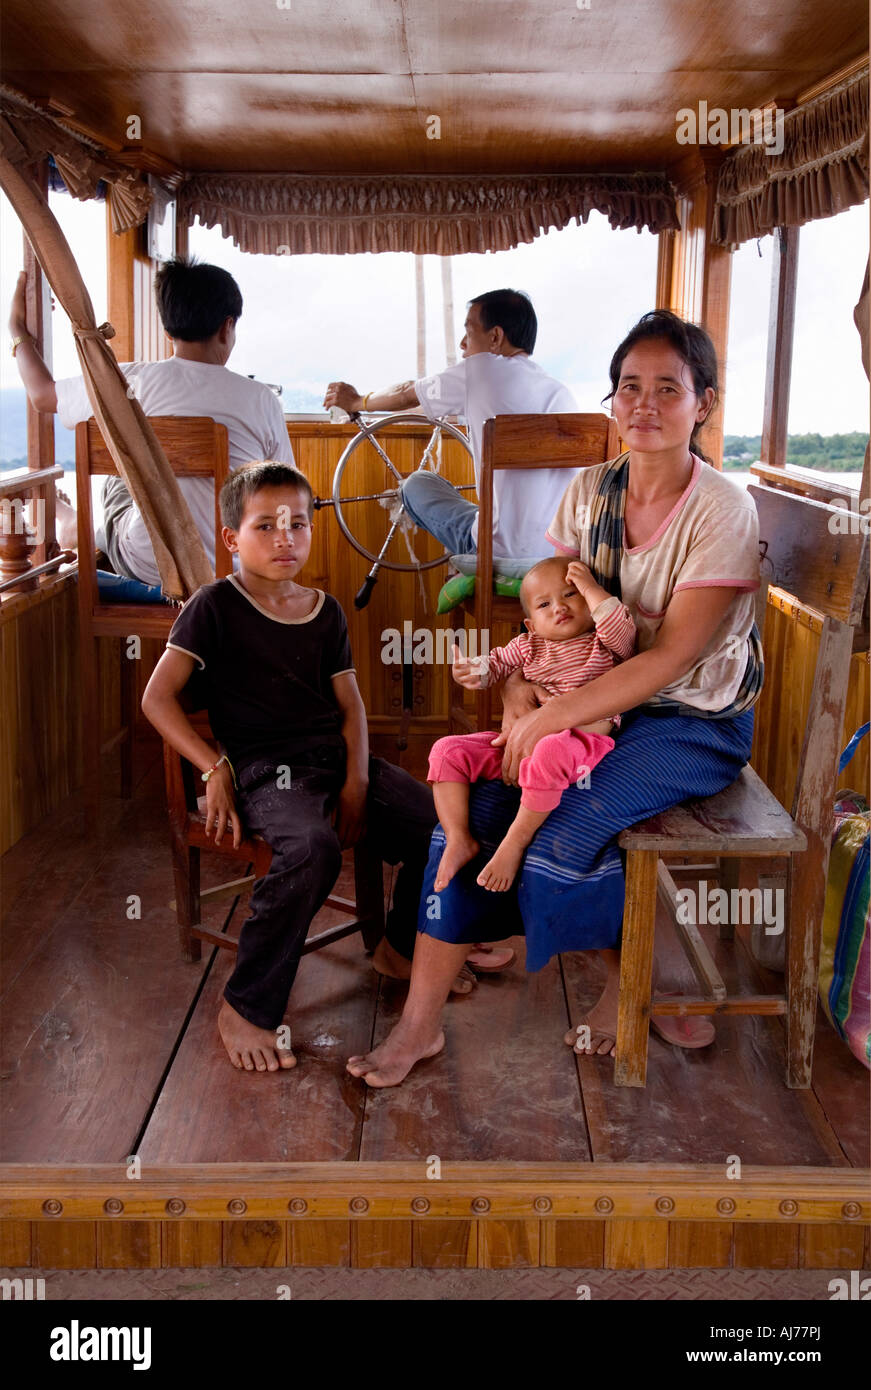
0, 2, 869, 1285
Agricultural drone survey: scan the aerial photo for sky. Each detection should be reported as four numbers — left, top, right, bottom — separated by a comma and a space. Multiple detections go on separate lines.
1, 189, 868, 446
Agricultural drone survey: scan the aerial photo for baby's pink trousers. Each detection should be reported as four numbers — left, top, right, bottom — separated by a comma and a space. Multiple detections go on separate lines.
428, 728, 615, 813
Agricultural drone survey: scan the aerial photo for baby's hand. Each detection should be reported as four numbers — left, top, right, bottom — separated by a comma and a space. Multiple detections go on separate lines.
450, 643, 484, 689
566, 561, 595, 597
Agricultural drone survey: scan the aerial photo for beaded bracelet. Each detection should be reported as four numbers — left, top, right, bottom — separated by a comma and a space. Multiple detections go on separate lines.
202, 754, 237, 788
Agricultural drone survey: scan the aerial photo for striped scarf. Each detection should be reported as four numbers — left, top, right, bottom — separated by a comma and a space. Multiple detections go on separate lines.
586, 452, 764, 720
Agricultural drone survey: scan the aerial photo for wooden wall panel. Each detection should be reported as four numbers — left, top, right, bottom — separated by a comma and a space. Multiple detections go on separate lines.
221, 1221, 286, 1267
351, 1220, 413, 1268
96, 1221, 161, 1268
0, 1220, 32, 1265
799, 1223, 866, 1269
541, 1219, 604, 1268
413, 1220, 477, 1268
668, 1221, 733, 1268
733, 1222, 800, 1268
34, 1222, 97, 1269
752, 592, 869, 806
478, 1220, 540, 1269
605, 1220, 669, 1269
0, 578, 82, 853
162, 1221, 223, 1267
291, 1221, 351, 1267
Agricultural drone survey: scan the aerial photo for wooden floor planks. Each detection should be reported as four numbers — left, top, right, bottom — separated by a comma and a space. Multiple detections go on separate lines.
138, 858, 382, 1163
562, 899, 855, 1166
358, 937, 591, 1162
2, 748, 867, 1173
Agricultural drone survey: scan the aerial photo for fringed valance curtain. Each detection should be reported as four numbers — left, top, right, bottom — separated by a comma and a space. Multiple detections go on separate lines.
713, 67, 869, 248
0, 89, 152, 233
178, 172, 680, 255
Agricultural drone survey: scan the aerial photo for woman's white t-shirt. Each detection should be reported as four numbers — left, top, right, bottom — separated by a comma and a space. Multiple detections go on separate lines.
415, 352, 578, 560
56, 357, 294, 586
547, 455, 761, 711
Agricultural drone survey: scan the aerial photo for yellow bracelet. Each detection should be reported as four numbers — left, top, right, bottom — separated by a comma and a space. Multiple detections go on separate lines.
361, 391, 373, 410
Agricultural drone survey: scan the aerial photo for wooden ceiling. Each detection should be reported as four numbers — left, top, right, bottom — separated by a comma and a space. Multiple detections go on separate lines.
1, 1, 867, 174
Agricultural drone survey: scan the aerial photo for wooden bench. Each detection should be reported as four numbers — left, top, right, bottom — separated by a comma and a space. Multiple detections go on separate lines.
615, 482, 869, 1087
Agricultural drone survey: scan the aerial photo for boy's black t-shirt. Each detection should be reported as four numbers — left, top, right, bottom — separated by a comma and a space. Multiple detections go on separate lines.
167, 576, 355, 767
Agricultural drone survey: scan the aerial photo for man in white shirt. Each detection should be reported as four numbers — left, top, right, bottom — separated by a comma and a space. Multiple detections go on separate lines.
324, 289, 578, 561
8, 259, 294, 588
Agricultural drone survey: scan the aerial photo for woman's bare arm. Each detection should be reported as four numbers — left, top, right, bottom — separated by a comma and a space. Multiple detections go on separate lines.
499, 586, 741, 782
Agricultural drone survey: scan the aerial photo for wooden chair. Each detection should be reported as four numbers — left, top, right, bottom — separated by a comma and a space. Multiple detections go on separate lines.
75, 416, 230, 814
163, 702, 385, 964
614, 483, 869, 1088
449, 412, 620, 734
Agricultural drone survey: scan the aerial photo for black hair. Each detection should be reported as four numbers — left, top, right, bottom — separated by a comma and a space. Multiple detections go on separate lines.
604, 309, 719, 459
154, 256, 243, 341
519, 555, 572, 617
220, 462, 314, 530
468, 289, 537, 354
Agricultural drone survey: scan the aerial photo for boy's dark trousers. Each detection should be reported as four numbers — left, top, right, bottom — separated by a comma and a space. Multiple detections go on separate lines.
224, 749, 437, 1030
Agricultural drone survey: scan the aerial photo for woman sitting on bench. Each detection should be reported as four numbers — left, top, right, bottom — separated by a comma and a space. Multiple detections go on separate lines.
345, 309, 763, 1087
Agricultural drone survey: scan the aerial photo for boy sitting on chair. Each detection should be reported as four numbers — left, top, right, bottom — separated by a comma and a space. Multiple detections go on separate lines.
142, 461, 438, 1073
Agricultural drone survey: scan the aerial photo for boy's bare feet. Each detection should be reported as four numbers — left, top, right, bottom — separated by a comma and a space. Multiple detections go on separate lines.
371, 936, 476, 996
346, 1021, 445, 1088
476, 837, 525, 892
218, 999, 297, 1072
433, 831, 479, 892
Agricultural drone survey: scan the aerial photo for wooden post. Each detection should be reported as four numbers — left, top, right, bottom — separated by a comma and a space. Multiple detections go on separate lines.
414, 256, 427, 378
441, 257, 456, 366
106, 193, 136, 362
761, 227, 800, 469
660, 152, 732, 468
22, 160, 56, 563
614, 849, 659, 1087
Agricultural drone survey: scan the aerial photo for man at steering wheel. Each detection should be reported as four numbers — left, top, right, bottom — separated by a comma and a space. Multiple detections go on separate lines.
323, 288, 577, 564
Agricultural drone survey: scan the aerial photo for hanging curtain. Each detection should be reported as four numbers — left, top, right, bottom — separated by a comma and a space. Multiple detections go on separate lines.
0, 89, 152, 233
0, 157, 212, 601
178, 172, 680, 255
713, 67, 869, 248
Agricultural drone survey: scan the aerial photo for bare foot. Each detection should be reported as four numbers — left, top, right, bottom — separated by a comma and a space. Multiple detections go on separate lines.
372, 937, 475, 997
56, 491, 78, 551
564, 984, 620, 1058
346, 1023, 445, 1088
476, 838, 525, 892
218, 999, 297, 1072
433, 831, 479, 892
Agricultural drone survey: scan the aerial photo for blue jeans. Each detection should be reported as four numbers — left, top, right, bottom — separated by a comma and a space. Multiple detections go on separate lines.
400, 473, 478, 555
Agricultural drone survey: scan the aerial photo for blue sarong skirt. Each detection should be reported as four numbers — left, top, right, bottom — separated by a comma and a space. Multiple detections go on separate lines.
418, 707, 755, 971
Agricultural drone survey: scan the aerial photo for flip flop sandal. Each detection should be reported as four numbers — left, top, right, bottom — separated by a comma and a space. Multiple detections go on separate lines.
649, 995, 715, 1049
465, 944, 515, 972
